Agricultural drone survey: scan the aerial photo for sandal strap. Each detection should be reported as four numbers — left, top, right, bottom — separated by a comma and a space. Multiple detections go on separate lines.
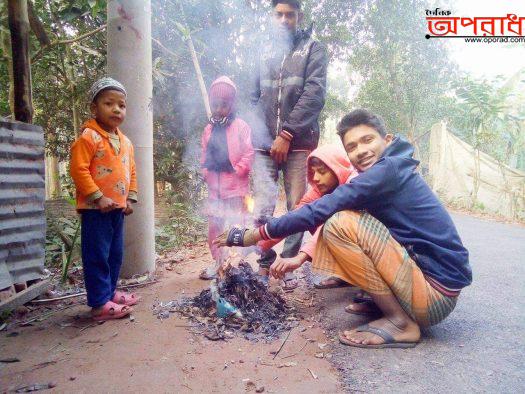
114, 291, 136, 301
108, 300, 128, 312
355, 324, 395, 344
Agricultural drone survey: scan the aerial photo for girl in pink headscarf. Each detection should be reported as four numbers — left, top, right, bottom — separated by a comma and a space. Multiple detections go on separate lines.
199, 76, 254, 279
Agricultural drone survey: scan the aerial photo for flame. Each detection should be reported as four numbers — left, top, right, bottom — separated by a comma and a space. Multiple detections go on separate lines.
218, 250, 241, 279
245, 195, 255, 214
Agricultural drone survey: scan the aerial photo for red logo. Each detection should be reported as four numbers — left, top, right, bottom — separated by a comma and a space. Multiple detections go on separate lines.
425, 9, 524, 39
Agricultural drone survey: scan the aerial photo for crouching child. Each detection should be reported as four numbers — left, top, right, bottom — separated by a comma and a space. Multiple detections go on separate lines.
257, 144, 357, 290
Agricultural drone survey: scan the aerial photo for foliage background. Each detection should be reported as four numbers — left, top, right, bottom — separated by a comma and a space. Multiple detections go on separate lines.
0, 0, 523, 268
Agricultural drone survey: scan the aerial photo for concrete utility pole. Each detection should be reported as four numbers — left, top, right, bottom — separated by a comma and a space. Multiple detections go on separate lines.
107, 0, 155, 277
7, 0, 33, 123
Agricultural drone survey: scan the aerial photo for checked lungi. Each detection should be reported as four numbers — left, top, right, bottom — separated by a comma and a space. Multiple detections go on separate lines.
313, 210, 458, 327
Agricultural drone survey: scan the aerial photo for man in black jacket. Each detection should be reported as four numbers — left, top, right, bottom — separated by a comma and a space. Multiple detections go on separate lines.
250, 0, 328, 286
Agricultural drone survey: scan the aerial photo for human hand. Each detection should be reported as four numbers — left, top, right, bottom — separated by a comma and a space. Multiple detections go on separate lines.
123, 200, 134, 216
270, 135, 290, 164
270, 252, 309, 279
213, 227, 262, 247
95, 195, 118, 213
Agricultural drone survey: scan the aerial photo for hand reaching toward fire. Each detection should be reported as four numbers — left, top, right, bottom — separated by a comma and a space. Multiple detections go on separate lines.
270, 252, 309, 279
213, 227, 262, 247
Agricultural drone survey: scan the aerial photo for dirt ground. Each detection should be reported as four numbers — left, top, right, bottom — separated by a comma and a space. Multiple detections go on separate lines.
0, 243, 342, 393
2, 212, 523, 393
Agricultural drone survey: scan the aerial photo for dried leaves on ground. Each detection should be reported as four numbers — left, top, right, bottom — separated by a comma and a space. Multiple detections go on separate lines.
153, 261, 298, 341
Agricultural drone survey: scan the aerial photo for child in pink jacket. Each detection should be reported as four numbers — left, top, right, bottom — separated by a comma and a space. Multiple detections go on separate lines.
260, 144, 358, 289
200, 76, 254, 279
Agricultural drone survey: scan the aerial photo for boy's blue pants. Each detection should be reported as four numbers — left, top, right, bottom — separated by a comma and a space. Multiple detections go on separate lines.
80, 209, 124, 308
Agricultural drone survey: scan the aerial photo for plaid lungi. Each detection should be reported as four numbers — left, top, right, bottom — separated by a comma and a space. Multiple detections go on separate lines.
314, 210, 458, 327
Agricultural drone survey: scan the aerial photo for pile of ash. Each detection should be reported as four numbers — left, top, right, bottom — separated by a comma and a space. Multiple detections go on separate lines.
153, 261, 297, 341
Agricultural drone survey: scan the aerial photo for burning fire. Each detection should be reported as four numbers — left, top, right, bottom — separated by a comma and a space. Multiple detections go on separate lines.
218, 248, 243, 279
216, 195, 255, 276
245, 195, 255, 214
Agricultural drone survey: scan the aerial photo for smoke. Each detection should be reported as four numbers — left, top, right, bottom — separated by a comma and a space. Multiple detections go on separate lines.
151, 0, 306, 231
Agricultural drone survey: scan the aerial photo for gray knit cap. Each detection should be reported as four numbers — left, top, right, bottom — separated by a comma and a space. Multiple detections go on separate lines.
89, 77, 127, 102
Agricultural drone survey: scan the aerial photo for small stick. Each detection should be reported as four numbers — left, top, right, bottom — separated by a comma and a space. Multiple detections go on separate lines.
280, 340, 310, 359
31, 292, 86, 303
118, 280, 159, 289
307, 368, 318, 379
32, 360, 58, 370
272, 328, 293, 360
47, 343, 61, 352
18, 310, 54, 326
79, 323, 97, 332
18, 304, 81, 326
30, 280, 158, 304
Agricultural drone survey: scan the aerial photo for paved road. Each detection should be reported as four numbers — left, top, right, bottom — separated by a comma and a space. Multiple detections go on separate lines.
316, 213, 525, 393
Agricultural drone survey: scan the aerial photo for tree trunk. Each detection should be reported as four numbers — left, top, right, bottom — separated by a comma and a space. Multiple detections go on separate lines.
178, 2, 211, 118
64, 45, 81, 133
7, 0, 33, 123
27, 0, 50, 46
507, 139, 518, 168
107, 0, 155, 277
0, 27, 15, 117
45, 155, 61, 199
186, 35, 211, 119
154, 181, 159, 199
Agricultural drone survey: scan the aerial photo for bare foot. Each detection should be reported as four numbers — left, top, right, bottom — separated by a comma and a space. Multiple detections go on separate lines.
344, 301, 381, 315
353, 291, 373, 303
342, 317, 420, 345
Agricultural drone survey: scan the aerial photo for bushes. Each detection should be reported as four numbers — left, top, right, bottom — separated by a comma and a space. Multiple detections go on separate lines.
155, 190, 206, 253
45, 200, 81, 283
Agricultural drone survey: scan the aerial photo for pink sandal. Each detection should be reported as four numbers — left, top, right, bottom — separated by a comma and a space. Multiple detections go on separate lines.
92, 301, 132, 321
112, 290, 141, 306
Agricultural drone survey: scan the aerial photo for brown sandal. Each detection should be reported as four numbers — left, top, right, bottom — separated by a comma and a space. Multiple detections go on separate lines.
338, 325, 417, 349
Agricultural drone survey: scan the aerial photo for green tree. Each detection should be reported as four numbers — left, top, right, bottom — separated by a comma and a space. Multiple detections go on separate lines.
150, 0, 367, 190
346, 0, 458, 156
0, 0, 108, 159
449, 75, 525, 204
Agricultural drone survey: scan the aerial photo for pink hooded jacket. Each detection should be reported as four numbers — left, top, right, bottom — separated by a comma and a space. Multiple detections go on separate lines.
258, 144, 358, 258
201, 76, 254, 200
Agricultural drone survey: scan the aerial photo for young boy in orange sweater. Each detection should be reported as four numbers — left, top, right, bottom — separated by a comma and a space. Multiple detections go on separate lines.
70, 77, 140, 321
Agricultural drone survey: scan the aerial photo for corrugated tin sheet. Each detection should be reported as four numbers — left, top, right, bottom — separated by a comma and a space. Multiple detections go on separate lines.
0, 121, 45, 289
